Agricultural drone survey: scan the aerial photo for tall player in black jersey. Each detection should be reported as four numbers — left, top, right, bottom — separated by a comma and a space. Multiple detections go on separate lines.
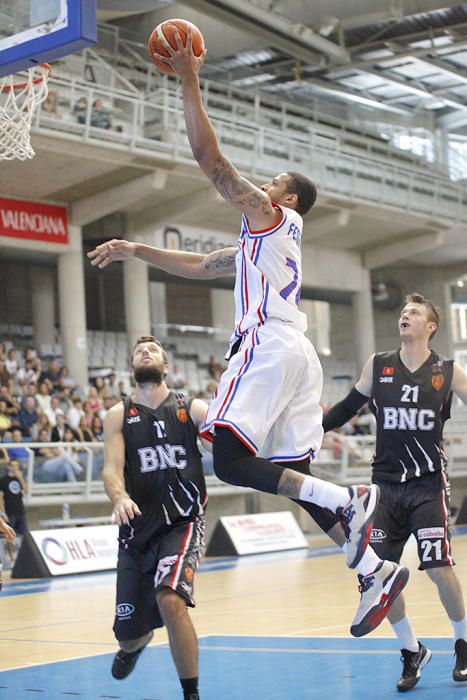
103, 336, 208, 700
324, 293, 467, 691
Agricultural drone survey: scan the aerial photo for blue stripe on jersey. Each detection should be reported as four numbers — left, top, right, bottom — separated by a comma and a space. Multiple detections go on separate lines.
270, 449, 316, 462
210, 418, 258, 453
262, 279, 270, 320
253, 238, 262, 264
220, 330, 259, 419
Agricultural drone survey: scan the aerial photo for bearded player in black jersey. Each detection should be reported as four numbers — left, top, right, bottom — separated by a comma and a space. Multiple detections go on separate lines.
103, 336, 208, 700
324, 293, 467, 691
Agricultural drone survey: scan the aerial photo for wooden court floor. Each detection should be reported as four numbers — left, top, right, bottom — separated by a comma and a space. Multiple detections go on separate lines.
0, 530, 466, 699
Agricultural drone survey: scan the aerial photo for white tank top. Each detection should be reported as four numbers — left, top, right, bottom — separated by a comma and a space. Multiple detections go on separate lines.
230, 203, 307, 348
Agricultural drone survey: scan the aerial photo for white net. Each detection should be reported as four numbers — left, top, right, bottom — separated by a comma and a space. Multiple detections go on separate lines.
0, 64, 50, 161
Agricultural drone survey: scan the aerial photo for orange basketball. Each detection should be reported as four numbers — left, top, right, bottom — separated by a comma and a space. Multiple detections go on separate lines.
147, 19, 205, 75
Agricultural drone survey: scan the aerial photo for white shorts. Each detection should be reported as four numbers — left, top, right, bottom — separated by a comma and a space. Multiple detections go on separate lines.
200, 320, 323, 462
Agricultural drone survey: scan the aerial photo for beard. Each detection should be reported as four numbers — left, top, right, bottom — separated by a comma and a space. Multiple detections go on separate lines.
133, 364, 165, 386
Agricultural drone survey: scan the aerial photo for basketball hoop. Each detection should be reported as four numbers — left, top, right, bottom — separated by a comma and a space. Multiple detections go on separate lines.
0, 63, 51, 161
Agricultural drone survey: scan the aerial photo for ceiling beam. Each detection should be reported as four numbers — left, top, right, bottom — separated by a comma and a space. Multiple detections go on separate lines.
183, 0, 349, 63
70, 171, 168, 226
364, 231, 445, 269
306, 209, 351, 241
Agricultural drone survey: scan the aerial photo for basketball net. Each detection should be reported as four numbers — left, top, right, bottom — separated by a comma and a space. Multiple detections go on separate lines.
0, 64, 51, 161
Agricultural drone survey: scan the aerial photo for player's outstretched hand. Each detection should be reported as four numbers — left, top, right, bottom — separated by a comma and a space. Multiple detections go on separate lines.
87, 239, 136, 269
111, 497, 142, 526
0, 521, 16, 541
155, 26, 206, 77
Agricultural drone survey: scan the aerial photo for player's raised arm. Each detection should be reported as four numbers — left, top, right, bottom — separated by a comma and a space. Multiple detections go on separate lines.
156, 28, 279, 230
102, 403, 142, 526
322, 355, 374, 433
88, 240, 237, 278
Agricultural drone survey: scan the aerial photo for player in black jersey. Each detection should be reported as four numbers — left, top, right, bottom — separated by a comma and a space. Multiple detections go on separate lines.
103, 336, 208, 700
323, 293, 467, 691
0, 514, 15, 592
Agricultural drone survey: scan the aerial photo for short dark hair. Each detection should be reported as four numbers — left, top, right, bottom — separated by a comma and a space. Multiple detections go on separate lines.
405, 292, 441, 340
131, 335, 168, 365
286, 171, 317, 216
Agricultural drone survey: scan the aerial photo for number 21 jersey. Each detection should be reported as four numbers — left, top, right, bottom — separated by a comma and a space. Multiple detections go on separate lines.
370, 350, 453, 483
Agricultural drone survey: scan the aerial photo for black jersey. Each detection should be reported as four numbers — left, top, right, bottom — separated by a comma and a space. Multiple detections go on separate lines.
120, 391, 207, 551
0, 475, 25, 516
370, 350, 453, 483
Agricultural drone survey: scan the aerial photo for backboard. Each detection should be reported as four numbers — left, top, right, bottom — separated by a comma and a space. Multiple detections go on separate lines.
0, 0, 96, 78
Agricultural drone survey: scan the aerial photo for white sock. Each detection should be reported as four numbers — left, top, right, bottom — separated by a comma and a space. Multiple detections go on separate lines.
299, 475, 349, 512
392, 617, 418, 652
341, 543, 382, 577
451, 616, 467, 642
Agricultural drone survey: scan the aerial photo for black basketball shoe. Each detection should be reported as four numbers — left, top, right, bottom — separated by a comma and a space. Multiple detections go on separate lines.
111, 631, 153, 680
397, 642, 432, 692
453, 638, 467, 682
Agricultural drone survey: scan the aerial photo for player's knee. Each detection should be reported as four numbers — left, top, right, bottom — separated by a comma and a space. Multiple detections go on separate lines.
156, 588, 186, 623
212, 427, 252, 485
425, 565, 454, 584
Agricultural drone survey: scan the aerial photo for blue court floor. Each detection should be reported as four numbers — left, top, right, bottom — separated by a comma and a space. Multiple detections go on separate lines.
0, 635, 463, 700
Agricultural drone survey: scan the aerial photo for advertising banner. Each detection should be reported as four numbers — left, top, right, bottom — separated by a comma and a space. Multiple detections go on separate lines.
0, 196, 68, 244
30, 525, 118, 576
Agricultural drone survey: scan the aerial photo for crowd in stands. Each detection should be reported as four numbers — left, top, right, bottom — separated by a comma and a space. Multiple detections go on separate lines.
0, 342, 129, 482
0, 340, 230, 482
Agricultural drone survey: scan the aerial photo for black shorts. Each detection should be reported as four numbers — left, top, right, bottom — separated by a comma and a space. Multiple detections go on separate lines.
7, 514, 28, 535
370, 471, 454, 570
113, 517, 205, 642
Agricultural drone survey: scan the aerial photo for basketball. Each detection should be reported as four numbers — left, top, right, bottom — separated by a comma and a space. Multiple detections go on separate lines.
147, 19, 205, 75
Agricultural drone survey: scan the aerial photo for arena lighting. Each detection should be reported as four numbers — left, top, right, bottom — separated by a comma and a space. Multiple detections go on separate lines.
316, 16, 340, 37
457, 280, 465, 288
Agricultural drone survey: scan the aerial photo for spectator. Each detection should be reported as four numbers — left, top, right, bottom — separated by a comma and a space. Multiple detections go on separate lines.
42, 427, 84, 482
40, 358, 62, 392
82, 400, 95, 428
73, 96, 88, 125
0, 458, 28, 564
44, 396, 62, 428
67, 398, 84, 431
86, 386, 101, 413
91, 98, 112, 129
6, 429, 29, 468
23, 347, 37, 363
106, 372, 120, 398
98, 396, 115, 422
5, 348, 18, 375
58, 366, 76, 393
31, 412, 51, 441
51, 412, 69, 442
94, 375, 108, 399
0, 386, 19, 420
17, 396, 39, 437
166, 363, 186, 390
35, 381, 52, 414
0, 401, 12, 434
76, 416, 95, 443
16, 359, 37, 389
0, 342, 5, 361
42, 89, 61, 118
0, 360, 12, 391
90, 415, 104, 441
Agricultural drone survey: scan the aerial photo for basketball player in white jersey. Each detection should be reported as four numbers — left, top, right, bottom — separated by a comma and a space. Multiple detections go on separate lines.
88, 27, 406, 617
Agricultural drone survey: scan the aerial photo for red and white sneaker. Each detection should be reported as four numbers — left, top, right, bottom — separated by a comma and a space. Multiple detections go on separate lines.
340, 485, 380, 569
350, 561, 409, 637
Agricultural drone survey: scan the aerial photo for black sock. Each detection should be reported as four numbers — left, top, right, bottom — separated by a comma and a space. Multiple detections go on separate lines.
180, 676, 199, 699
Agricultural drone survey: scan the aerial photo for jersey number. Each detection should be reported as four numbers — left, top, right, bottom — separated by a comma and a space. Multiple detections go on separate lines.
280, 257, 301, 305
421, 539, 442, 562
401, 384, 419, 403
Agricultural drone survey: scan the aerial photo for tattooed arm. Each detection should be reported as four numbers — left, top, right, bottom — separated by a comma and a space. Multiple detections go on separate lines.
88, 239, 236, 279
156, 27, 279, 230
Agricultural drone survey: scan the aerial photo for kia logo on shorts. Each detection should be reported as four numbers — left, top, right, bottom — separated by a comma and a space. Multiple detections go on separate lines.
116, 603, 135, 617
370, 528, 386, 541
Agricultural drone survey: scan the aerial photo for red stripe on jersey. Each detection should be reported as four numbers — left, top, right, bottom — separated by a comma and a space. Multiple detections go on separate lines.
246, 203, 285, 235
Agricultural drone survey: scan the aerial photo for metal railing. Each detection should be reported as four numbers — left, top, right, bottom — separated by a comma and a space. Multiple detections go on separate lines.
29, 62, 467, 225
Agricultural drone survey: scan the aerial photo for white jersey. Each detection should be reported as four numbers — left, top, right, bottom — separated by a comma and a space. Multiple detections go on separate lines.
230, 203, 307, 348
